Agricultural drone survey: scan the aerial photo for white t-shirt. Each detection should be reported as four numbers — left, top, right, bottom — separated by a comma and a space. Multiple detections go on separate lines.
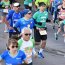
20, 39, 34, 63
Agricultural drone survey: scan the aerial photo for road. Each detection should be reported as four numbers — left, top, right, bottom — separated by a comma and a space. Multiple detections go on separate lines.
0, 23, 65, 65
33, 51, 65, 65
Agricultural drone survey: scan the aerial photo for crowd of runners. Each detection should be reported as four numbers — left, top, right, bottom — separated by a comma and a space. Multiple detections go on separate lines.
0, 0, 65, 65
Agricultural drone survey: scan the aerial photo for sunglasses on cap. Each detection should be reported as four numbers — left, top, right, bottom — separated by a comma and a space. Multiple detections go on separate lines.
11, 45, 18, 48
24, 33, 31, 36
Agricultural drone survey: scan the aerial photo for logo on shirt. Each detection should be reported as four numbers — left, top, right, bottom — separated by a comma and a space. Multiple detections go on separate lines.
16, 58, 21, 60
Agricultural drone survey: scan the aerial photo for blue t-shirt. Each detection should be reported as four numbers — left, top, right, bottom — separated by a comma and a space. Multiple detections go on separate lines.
6, 10, 24, 32
53, 0, 62, 11
14, 17, 35, 32
0, 50, 26, 65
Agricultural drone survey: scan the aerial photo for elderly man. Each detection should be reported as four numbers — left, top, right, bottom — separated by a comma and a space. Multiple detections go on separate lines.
18, 27, 37, 65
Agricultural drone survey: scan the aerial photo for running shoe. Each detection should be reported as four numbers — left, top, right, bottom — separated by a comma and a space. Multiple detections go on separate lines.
55, 33, 58, 40
38, 52, 44, 58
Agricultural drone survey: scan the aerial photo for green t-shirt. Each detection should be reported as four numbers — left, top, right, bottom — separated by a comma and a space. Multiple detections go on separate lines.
24, 0, 33, 5
1, 1, 10, 7
18, 38, 35, 50
33, 10, 48, 28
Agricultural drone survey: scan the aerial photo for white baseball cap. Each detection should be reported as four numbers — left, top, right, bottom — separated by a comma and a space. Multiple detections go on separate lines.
13, 3, 20, 7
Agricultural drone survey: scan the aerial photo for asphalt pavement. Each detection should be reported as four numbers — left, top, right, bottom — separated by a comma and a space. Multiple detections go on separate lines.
0, 22, 65, 56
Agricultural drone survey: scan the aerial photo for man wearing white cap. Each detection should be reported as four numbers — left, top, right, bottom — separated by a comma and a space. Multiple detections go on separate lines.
5, 2, 24, 38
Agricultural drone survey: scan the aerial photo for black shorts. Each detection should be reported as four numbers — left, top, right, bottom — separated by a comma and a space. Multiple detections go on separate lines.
9, 32, 20, 40
34, 29, 47, 42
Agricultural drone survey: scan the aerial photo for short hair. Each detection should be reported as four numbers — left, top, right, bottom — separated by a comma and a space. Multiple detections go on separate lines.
38, 2, 46, 7
21, 27, 32, 34
6, 38, 18, 50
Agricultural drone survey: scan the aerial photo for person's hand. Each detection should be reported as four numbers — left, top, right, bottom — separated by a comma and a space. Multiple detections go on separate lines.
5, 6, 8, 9
34, 54, 38, 58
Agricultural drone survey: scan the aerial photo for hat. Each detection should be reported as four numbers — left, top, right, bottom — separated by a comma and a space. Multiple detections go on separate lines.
23, 9, 32, 15
13, 2, 20, 7
38, 2, 46, 7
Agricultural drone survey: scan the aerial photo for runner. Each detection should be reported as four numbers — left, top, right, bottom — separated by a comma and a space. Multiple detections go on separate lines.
14, 9, 35, 35
33, 2, 48, 58
0, 38, 28, 65
55, 0, 65, 42
18, 27, 37, 65
24, 0, 33, 10
5, 2, 24, 38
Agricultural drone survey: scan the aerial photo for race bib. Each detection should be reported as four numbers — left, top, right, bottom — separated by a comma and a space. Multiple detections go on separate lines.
39, 30, 47, 35
29, 3, 32, 7
3, 9, 8, 13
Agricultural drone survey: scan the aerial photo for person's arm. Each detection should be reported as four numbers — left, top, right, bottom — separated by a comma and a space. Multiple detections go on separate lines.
24, 60, 28, 64
21, 51, 28, 64
0, 51, 7, 64
0, 55, 3, 62
13, 27, 20, 34
13, 19, 21, 34
33, 12, 38, 24
5, 10, 14, 29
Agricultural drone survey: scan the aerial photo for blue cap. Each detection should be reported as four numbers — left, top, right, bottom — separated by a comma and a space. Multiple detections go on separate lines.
23, 9, 32, 15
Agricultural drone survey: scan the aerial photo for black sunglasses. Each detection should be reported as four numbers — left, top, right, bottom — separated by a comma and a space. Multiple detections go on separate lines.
11, 46, 18, 48
25, 33, 31, 36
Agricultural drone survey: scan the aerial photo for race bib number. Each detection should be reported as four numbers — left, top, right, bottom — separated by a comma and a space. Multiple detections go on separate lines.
3, 9, 8, 13
39, 30, 47, 35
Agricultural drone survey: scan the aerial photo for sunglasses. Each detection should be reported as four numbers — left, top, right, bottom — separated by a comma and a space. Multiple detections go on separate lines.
25, 33, 31, 36
11, 46, 18, 48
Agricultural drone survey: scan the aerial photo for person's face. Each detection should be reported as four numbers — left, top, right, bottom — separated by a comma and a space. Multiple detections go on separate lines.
22, 30, 31, 41
9, 43, 18, 52
39, 5, 46, 11
14, 6, 20, 12
26, 12, 32, 18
